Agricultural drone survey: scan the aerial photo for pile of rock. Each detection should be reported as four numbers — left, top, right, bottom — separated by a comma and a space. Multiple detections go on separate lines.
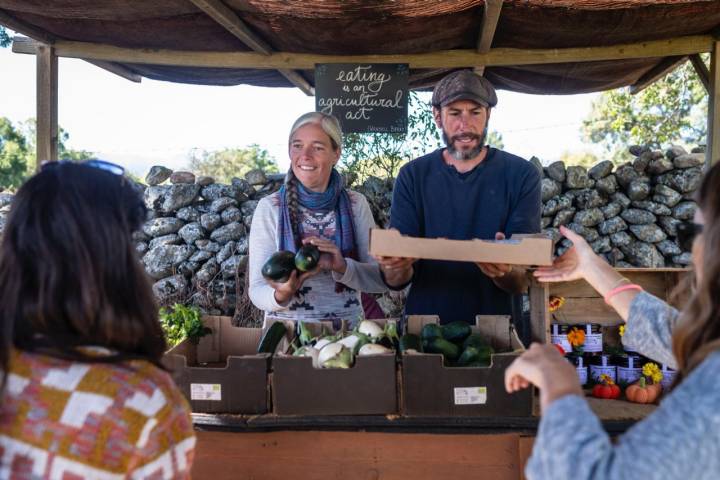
537, 145, 703, 267
136, 166, 285, 316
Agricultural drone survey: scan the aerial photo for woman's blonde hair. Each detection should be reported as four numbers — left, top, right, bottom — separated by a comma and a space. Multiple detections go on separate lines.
671, 161, 720, 386
288, 112, 343, 151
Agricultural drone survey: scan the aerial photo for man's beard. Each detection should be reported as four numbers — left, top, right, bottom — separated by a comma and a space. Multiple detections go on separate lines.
443, 126, 488, 161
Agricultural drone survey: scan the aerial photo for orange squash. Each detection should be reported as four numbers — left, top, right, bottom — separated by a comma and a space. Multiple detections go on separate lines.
625, 377, 662, 404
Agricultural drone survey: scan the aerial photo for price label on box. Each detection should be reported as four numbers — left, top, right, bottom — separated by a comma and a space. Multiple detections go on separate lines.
454, 386, 487, 405
191, 383, 222, 401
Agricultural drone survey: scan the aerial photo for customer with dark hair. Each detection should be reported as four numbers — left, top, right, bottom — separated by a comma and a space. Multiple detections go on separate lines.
248, 112, 388, 323
0, 160, 195, 479
505, 161, 720, 479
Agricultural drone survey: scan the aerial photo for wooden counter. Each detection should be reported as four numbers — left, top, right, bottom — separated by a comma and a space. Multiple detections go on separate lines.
191, 397, 656, 480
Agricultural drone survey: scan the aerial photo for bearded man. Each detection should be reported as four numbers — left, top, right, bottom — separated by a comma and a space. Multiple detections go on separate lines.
377, 70, 541, 325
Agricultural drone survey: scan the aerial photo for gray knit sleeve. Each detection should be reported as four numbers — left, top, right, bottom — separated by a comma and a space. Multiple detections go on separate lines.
623, 291, 680, 368
526, 352, 720, 480
331, 191, 389, 293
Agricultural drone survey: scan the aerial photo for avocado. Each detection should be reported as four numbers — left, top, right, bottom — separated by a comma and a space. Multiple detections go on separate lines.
295, 244, 320, 272
261, 250, 296, 283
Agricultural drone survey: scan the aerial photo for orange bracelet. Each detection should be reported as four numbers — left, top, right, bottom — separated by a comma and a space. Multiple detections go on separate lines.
604, 284, 643, 305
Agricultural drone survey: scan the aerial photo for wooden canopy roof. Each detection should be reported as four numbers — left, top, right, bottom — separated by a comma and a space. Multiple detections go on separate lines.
2, 0, 720, 96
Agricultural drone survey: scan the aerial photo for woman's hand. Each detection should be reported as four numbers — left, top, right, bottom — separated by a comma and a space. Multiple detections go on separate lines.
533, 225, 600, 283
304, 236, 347, 274
505, 343, 583, 412
269, 269, 318, 304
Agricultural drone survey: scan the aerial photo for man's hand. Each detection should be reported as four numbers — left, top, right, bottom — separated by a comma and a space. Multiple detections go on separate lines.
475, 232, 512, 277
374, 255, 416, 288
476, 232, 527, 293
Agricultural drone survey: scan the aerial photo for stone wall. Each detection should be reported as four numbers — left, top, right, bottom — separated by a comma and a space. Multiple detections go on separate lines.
535, 145, 702, 268
0, 145, 703, 319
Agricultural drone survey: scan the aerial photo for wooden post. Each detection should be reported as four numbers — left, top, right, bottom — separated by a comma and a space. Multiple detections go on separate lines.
36, 43, 58, 167
528, 276, 550, 344
707, 41, 720, 166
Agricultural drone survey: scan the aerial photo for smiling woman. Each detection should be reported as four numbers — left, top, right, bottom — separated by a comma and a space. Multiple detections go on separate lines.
247, 112, 389, 325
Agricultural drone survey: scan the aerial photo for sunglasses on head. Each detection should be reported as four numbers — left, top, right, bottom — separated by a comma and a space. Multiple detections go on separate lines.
41, 159, 125, 176
676, 221, 703, 252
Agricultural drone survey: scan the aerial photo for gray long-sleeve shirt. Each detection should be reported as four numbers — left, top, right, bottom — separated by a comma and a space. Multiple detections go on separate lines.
248, 190, 388, 322
527, 291, 720, 480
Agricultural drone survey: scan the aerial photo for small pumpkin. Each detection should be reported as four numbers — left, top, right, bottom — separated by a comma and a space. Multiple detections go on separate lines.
625, 377, 662, 404
591, 374, 621, 399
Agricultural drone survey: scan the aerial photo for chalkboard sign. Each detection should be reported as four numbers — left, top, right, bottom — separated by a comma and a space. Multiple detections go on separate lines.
315, 63, 409, 134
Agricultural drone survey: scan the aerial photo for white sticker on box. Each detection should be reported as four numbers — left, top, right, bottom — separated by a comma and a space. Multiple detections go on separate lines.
454, 386, 487, 405
191, 383, 222, 401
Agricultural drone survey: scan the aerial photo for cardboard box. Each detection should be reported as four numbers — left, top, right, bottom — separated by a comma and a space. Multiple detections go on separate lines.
401, 315, 532, 417
271, 319, 398, 416
165, 316, 292, 414
369, 228, 553, 266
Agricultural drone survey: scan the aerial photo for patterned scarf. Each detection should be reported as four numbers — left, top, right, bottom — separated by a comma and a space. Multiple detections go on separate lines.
277, 168, 358, 261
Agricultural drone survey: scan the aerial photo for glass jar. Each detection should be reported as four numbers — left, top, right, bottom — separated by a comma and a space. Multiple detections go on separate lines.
589, 353, 616, 383
551, 324, 571, 353
566, 354, 588, 386
616, 354, 643, 384
661, 364, 676, 390
580, 323, 603, 353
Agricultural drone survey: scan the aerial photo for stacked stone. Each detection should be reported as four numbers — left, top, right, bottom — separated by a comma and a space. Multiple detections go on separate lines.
538, 145, 704, 267
0, 191, 12, 234
137, 166, 284, 314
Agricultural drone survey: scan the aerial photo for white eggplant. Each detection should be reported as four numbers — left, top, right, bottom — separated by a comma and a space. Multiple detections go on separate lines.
317, 343, 352, 368
358, 343, 392, 356
358, 320, 384, 339
314, 338, 334, 351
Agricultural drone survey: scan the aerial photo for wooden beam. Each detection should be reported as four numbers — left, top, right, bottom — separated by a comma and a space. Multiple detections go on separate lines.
187, 0, 313, 95
0, 8, 54, 44
5, 19, 142, 83
36, 44, 58, 165
629, 55, 687, 95
708, 41, 720, 166
474, 0, 503, 75
11, 34, 713, 70
84, 59, 141, 83
690, 53, 710, 93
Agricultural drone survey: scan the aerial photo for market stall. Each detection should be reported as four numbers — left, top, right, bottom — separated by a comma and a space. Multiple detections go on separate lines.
0, 2, 712, 478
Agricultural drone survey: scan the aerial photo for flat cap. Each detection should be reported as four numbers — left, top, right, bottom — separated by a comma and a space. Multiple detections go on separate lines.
431, 70, 498, 108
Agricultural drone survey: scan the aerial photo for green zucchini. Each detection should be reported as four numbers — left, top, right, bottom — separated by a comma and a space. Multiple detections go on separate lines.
462, 333, 488, 350
424, 337, 460, 361
441, 321, 472, 343
456, 346, 481, 366
257, 322, 287, 354
261, 250, 296, 283
399, 334, 423, 353
420, 323, 443, 343
294, 244, 320, 272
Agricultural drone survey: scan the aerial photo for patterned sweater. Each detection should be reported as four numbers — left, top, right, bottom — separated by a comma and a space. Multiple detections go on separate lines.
248, 190, 388, 322
0, 348, 196, 479
526, 292, 720, 480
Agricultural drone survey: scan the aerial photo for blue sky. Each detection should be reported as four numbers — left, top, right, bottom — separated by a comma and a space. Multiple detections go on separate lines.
1, 35, 605, 177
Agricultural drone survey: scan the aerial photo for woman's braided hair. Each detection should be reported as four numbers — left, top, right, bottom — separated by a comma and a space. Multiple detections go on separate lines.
285, 112, 343, 247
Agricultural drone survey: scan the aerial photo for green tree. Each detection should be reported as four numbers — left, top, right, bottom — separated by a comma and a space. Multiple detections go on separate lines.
340, 91, 441, 182
582, 57, 707, 161
187, 144, 279, 183
0, 117, 94, 190
559, 150, 600, 169
0, 27, 10, 48
0, 117, 31, 189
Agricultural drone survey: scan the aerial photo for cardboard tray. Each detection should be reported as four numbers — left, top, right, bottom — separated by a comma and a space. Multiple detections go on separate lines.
369, 228, 553, 266
401, 315, 532, 417
270, 318, 399, 416
165, 316, 291, 414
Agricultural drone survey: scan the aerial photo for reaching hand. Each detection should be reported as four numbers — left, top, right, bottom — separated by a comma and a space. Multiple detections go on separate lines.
505, 342, 583, 411
533, 225, 598, 283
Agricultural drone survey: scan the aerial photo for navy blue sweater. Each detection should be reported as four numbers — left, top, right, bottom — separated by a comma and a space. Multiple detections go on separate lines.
389, 147, 541, 324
